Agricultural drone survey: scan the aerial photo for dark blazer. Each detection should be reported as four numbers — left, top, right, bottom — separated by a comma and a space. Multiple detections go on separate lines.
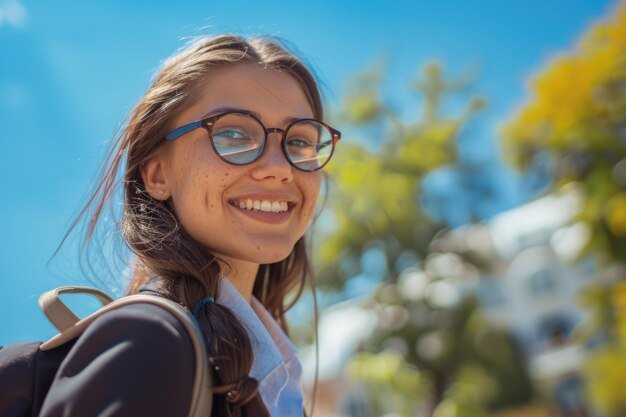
38, 294, 196, 417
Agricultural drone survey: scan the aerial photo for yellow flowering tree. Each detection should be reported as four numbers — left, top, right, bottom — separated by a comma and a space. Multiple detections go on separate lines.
502, 3, 626, 415
502, 2, 626, 263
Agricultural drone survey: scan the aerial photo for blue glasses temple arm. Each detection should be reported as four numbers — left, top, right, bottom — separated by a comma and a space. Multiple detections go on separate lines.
164, 121, 203, 141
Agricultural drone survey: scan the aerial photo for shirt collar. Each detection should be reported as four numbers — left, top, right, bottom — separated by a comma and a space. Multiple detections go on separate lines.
249, 296, 298, 361
215, 278, 285, 379
215, 277, 293, 408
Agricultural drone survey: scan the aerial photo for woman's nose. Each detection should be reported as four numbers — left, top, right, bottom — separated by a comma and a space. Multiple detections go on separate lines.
249, 130, 293, 183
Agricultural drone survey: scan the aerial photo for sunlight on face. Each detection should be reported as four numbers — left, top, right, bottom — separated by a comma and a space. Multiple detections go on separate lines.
146, 63, 321, 266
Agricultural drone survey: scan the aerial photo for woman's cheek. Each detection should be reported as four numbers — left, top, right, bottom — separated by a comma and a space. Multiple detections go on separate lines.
304, 177, 322, 223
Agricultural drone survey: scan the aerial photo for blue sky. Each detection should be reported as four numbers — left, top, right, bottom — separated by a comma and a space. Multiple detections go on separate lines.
1, 0, 619, 344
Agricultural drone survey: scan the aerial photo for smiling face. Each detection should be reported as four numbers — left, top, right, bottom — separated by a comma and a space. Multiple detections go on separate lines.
140, 63, 321, 266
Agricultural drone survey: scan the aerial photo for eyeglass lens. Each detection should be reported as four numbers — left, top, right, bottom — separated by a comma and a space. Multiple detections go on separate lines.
210, 113, 333, 171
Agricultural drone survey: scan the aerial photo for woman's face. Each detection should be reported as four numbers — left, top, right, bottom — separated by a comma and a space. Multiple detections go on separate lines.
141, 63, 321, 265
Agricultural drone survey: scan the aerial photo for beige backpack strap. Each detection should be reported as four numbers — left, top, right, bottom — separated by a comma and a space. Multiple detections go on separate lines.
39, 286, 114, 332
39, 289, 212, 417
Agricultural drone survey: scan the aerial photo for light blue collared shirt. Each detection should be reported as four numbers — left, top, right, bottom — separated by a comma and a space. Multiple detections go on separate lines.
216, 278, 305, 416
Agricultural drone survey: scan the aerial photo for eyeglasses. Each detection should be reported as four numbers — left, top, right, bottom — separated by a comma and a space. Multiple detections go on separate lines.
163, 110, 341, 172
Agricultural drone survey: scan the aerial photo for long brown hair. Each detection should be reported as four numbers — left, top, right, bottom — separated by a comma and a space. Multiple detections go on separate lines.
58, 34, 323, 417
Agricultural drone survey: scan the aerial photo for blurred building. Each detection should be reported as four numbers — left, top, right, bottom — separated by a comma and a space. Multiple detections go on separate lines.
478, 190, 592, 350
474, 190, 591, 416
302, 190, 593, 416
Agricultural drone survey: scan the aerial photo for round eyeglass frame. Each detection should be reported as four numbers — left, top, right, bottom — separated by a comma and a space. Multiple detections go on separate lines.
163, 110, 341, 172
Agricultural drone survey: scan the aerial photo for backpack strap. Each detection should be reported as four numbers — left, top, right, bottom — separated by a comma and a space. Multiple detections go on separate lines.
39, 286, 114, 332
39, 288, 212, 417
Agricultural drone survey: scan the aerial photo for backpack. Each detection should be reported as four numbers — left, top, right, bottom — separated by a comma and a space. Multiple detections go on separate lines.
0, 286, 212, 417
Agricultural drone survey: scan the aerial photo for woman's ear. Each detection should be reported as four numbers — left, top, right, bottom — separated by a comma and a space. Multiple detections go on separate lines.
141, 154, 171, 201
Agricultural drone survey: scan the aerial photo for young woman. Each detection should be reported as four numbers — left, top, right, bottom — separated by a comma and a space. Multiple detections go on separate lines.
38, 34, 340, 417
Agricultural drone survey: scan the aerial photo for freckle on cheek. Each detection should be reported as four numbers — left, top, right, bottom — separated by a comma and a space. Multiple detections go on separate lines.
256, 246, 260, 250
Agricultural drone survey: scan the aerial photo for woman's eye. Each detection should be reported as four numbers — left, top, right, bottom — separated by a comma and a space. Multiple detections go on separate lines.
214, 129, 249, 140
287, 137, 314, 148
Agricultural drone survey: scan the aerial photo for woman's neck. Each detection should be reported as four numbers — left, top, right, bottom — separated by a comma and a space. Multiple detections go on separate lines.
218, 257, 259, 303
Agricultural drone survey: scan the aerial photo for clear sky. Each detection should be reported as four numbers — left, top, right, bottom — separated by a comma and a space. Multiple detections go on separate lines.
0, 0, 618, 344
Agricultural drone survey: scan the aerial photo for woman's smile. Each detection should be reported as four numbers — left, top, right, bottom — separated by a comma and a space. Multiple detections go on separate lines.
227, 192, 298, 224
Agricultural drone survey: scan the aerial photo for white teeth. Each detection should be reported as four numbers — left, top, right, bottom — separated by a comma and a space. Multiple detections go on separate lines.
234, 199, 290, 213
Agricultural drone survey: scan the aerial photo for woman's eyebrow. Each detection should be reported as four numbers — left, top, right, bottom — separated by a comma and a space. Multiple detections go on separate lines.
201, 107, 248, 118
200, 107, 302, 124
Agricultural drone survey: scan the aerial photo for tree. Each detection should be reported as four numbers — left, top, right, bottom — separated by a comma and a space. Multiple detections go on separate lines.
315, 59, 533, 416
345, 282, 531, 417
317, 60, 486, 291
501, 2, 626, 415
502, 2, 626, 264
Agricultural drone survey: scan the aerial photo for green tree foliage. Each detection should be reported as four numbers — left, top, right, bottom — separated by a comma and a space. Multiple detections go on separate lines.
318, 60, 486, 290
348, 282, 532, 416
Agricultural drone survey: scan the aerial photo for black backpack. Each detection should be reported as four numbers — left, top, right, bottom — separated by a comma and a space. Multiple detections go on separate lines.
0, 286, 212, 417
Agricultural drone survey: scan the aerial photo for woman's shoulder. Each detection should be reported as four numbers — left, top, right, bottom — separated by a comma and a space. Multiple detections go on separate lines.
83, 300, 195, 355
39, 300, 196, 417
